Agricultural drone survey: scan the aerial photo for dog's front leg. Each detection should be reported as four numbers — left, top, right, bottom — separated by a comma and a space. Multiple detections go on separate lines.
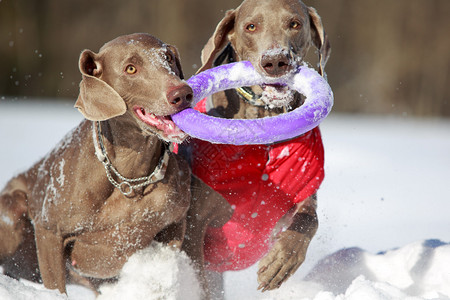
257, 194, 318, 291
155, 219, 187, 250
34, 224, 66, 293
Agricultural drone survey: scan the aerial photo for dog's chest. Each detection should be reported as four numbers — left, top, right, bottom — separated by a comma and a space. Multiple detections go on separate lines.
84, 168, 190, 233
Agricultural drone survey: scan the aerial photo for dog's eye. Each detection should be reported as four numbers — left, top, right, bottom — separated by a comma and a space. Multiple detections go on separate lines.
165, 53, 174, 64
246, 23, 257, 32
125, 65, 137, 74
290, 21, 301, 29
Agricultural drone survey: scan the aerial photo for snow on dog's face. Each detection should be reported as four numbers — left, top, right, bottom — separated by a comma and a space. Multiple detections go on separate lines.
75, 33, 192, 143
198, 0, 330, 108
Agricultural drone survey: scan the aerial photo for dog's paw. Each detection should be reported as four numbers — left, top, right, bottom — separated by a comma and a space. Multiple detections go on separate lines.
257, 230, 310, 291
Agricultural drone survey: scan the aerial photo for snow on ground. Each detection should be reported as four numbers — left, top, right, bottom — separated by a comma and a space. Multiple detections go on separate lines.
0, 100, 449, 299
97, 243, 202, 300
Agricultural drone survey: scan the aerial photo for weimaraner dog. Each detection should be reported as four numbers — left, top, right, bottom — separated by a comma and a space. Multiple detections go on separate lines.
188, 0, 331, 294
0, 33, 231, 296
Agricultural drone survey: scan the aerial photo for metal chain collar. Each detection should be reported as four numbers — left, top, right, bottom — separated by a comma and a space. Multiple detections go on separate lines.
92, 121, 169, 197
235, 86, 268, 107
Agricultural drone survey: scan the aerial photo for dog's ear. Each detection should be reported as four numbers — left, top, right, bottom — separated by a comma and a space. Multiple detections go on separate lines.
166, 44, 185, 80
308, 7, 331, 76
197, 9, 236, 74
74, 49, 127, 121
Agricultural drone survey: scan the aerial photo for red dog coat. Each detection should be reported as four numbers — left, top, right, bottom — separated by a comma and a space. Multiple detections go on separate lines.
189, 99, 325, 272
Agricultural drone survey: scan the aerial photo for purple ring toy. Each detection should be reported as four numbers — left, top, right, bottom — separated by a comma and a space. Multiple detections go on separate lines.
171, 61, 333, 145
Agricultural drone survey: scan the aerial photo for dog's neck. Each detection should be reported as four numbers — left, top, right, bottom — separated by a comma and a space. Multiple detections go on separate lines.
94, 118, 166, 193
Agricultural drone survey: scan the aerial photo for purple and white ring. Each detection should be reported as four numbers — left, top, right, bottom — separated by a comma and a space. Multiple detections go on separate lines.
171, 61, 333, 145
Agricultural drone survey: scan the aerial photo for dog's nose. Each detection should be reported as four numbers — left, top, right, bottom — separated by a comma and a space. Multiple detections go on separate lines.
261, 51, 292, 77
166, 84, 193, 109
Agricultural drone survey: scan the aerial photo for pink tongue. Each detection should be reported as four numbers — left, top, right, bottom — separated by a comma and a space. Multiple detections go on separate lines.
158, 118, 178, 135
135, 108, 158, 126
135, 107, 184, 137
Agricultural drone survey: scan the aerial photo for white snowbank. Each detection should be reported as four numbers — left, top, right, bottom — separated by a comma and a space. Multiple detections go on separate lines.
0, 242, 203, 300
1, 101, 449, 299
98, 243, 202, 300
0, 274, 66, 300
263, 240, 450, 300
1, 240, 449, 300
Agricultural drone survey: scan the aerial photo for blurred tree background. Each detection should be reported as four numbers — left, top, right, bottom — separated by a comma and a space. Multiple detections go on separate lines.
0, 0, 449, 117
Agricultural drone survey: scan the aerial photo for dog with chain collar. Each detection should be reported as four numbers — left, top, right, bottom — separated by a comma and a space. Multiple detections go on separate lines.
0, 33, 231, 297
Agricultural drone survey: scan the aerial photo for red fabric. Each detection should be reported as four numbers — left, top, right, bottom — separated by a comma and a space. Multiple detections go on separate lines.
190, 99, 325, 272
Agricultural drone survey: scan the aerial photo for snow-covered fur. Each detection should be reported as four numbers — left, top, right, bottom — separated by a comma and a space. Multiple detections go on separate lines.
189, 0, 331, 292
0, 33, 231, 297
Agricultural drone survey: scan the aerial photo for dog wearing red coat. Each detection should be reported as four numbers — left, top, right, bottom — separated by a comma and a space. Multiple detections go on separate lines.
183, 0, 331, 296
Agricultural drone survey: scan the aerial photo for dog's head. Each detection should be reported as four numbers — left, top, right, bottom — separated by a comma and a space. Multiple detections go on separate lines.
198, 0, 331, 107
75, 33, 192, 143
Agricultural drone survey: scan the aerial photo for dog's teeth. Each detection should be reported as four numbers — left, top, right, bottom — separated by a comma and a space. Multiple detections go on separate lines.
168, 123, 174, 130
